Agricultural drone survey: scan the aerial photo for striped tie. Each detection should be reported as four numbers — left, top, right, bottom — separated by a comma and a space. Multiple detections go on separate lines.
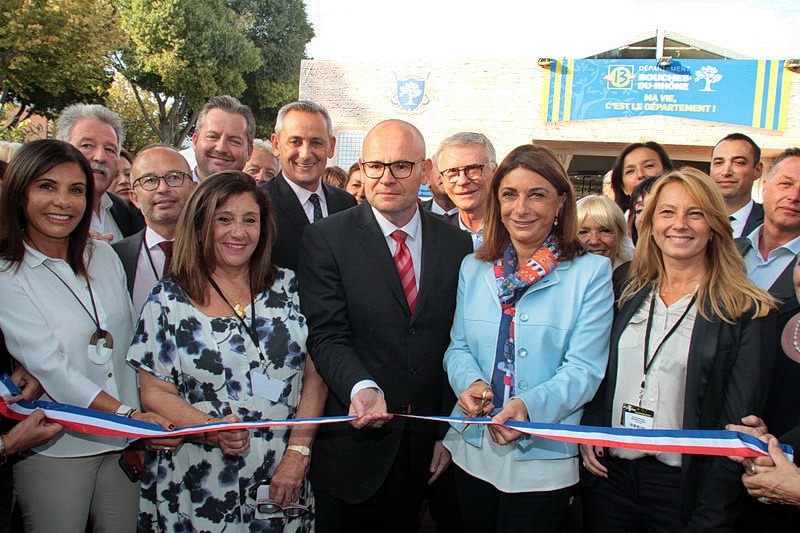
391, 230, 417, 312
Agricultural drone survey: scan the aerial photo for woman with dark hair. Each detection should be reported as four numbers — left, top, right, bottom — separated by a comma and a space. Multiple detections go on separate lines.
344, 162, 365, 204
128, 171, 326, 531
610, 141, 673, 213
628, 175, 660, 246
581, 168, 775, 531
0, 139, 174, 533
108, 147, 134, 202
442, 144, 614, 532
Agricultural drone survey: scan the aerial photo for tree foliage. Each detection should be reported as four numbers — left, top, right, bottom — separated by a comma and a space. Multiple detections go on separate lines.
229, 0, 315, 138
105, 73, 160, 153
117, 0, 263, 146
0, 0, 122, 126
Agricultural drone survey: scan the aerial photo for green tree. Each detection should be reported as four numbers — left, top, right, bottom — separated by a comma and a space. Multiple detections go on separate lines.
0, 0, 121, 128
228, 0, 315, 138
106, 73, 160, 153
117, 0, 262, 146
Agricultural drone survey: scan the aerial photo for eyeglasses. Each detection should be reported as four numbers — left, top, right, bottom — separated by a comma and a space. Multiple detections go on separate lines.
440, 164, 487, 183
256, 499, 310, 518
132, 171, 190, 191
361, 158, 425, 179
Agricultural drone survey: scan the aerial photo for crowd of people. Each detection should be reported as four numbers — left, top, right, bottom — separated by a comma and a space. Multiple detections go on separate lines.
0, 93, 799, 533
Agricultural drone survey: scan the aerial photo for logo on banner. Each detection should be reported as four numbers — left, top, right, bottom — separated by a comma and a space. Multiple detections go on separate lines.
390, 74, 431, 113
695, 65, 723, 92
605, 65, 634, 90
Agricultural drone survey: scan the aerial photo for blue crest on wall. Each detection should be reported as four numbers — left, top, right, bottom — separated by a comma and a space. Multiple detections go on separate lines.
390, 74, 431, 113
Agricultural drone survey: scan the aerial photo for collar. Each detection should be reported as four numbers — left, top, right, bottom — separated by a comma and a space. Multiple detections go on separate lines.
730, 199, 754, 222
746, 224, 800, 257
99, 192, 114, 214
144, 226, 169, 249
22, 241, 69, 269
371, 205, 421, 242
458, 216, 484, 236
284, 176, 324, 205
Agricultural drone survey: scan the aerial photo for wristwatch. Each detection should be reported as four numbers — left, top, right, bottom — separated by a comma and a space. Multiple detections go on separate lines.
287, 444, 311, 457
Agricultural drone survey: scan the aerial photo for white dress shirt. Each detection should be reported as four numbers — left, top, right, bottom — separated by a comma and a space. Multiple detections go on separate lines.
744, 225, 800, 290
0, 241, 138, 457
729, 200, 754, 238
90, 193, 123, 243
285, 178, 329, 223
132, 227, 169, 312
430, 201, 458, 217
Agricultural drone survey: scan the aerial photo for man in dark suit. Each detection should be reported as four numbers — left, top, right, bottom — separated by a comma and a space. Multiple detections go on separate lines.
298, 120, 472, 532
55, 103, 143, 242
112, 145, 196, 311
420, 162, 457, 216
730, 148, 800, 531
710, 133, 764, 238
262, 100, 356, 271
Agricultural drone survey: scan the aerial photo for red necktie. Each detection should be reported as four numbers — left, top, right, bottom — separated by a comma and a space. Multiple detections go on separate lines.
391, 230, 417, 312
157, 240, 174, 277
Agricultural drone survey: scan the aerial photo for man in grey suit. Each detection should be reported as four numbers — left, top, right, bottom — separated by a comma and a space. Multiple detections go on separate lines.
710, 133, 764, 238
261, 100, 356, 271
112, 145, 195, 311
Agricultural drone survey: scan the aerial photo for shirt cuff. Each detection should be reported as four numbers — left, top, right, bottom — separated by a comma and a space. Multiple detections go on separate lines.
350, 380, 383, 401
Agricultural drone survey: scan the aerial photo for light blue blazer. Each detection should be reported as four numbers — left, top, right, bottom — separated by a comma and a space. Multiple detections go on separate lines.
443, 251, 613, 460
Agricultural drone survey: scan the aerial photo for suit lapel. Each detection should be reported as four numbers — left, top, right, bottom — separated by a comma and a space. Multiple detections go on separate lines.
411, 210, 442, 323
272, 173, 311, 234
682, 308, 719, 430
354, 203, 409, 314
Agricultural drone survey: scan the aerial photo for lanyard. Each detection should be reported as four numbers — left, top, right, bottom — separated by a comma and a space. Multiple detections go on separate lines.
207, 277, 267, 369
142, 235, 160, 281
639, 290, 696, 402
42, 262, 114, 348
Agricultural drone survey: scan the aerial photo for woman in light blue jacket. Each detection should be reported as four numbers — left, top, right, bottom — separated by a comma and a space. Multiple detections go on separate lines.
442, 144, 614, 532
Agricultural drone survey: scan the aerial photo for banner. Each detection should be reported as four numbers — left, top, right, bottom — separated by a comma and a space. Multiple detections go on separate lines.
543, 59, 789, 130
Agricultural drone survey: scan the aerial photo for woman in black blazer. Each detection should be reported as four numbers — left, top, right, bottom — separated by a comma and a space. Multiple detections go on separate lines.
581, 167, 776, 532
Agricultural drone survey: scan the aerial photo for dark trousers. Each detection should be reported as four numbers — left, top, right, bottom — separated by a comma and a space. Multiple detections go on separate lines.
583, 455, 682, 533
314, 431, 430, 533
452, 464, 573, 533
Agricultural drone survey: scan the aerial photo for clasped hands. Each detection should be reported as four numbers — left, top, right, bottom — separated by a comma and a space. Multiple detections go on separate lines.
458, 380, 528, 445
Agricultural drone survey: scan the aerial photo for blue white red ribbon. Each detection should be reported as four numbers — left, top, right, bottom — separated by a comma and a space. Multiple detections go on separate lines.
1, 375, 791, 459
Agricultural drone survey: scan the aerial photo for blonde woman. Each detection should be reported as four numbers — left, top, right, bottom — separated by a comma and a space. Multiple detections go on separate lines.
576, 195, 633, 269
581, 167, 776, 531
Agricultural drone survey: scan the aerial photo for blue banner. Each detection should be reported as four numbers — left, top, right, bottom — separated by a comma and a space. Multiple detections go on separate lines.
544, 59, 789, 130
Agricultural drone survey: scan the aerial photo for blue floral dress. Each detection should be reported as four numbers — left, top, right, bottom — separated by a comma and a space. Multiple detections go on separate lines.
127, 269, 313, 532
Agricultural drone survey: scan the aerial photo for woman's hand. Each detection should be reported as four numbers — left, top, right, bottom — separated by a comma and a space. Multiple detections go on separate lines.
743, 437, 800, 506
458, 380, 493, 417
269, 449, 309, 507
580, 444, 608, 478
206, 414, 250, 455
488, 398, 528, 445
131, 411, 183, 451
9, 365, 45, 403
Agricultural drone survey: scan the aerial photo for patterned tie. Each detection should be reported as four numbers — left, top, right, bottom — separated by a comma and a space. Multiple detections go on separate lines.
391, 230, 417, 312
309, 193, 323, 222
157, 240, 174, 277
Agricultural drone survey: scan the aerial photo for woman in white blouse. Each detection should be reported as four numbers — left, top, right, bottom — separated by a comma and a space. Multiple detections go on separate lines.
580, 167, 775, 531
0, 140, 174, 533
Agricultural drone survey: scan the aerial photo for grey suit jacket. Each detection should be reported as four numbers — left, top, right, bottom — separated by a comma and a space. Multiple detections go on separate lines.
261, 173, 357, 272
111, 229, 145, 296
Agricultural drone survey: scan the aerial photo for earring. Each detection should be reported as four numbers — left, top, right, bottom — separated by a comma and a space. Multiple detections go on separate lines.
553, 215, 559, 227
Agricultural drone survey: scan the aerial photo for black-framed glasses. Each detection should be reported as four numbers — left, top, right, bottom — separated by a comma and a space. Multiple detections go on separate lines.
132, 171, 190, 191
361, 158, 424, 179
441, 164, 487, 183
257, 499, 310, 517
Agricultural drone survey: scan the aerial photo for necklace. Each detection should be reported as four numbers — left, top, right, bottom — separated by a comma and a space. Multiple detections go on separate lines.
209, 277, 248, 319
659, 280, 702, 297
793, 317, 800, 355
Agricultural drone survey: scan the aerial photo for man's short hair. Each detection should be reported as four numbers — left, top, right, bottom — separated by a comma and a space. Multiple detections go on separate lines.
252, 138, 271, 153
274, 100, 334, 139
195, 95, 256, 145
434, 132, 497, 167
55, 103, 125, 149
767, 147, 800, 180
715, 133, 761, 164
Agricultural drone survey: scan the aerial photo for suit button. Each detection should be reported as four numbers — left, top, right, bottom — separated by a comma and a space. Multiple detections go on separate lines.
518, 349, 528, 358
409, 368, 417, 375
519, 313, 529, 321
518, 380, 528, 390
408, 327, 416, 336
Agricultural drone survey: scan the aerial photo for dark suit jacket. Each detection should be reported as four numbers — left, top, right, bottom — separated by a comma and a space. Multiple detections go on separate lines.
297, 202, 472, 503
261, 173, 357, 272
111, 229, 146, 296
107, 192, 144, 238
740, 202, 764, 238
735, 237, 800, 444
419, 198, 434, 211
582, 283, 775, 530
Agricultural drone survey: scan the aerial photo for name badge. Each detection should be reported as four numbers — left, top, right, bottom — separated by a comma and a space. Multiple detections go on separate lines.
621, 402, 655, 430
251, 372, 284, 402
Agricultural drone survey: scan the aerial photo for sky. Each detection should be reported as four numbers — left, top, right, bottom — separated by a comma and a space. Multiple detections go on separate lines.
304, 0, 800, 60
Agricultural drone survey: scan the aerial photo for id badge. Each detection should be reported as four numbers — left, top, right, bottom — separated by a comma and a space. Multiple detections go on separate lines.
621, 402, 655, 430
251, 372, 284, 402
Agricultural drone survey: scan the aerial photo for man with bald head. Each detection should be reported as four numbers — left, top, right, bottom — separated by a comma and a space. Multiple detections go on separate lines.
112, 145, 196, 311
298, 120, 472, 531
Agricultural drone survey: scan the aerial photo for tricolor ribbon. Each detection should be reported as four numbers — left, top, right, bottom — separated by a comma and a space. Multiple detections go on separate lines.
1, 375, 791, 460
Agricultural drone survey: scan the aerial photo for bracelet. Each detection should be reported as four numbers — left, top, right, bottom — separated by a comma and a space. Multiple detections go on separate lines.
115, 404, 138, 418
